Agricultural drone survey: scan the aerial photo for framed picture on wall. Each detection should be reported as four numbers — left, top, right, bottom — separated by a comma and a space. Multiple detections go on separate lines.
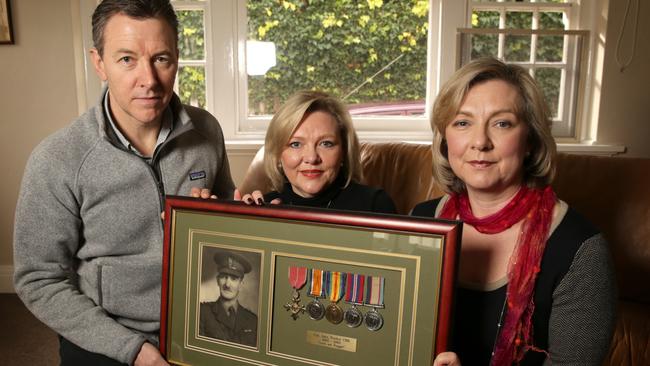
160, 196, 461, 366
0, 0, 14, 44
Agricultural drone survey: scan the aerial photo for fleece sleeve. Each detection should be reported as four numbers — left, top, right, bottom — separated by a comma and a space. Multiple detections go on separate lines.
13, 145, 146, 365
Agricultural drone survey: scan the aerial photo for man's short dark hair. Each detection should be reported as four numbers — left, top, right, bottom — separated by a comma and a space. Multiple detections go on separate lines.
92, 0, 179, 56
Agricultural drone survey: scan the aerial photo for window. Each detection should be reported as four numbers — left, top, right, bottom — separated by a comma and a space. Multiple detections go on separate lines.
459, 0, 587, 137
174, 1, 209, 110
72, 0, 607, 147
245, 1, 428, 118
239, 0, 432, 139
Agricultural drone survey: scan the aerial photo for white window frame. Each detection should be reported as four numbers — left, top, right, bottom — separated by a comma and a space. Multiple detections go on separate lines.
462, 1, 583, 139
220, 0, 433, 142
431, 0, 618, 153
172, 0, 213, 112
73, 0, 620, 154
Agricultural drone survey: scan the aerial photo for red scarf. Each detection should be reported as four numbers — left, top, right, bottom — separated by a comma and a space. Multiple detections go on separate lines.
440, 185, 556, 365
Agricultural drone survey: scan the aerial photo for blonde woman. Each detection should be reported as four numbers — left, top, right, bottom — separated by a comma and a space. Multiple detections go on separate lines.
413, 58, 616, 366
242, 90, 396, 213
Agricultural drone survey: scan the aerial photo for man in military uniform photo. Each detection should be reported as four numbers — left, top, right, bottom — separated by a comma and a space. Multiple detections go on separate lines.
199, 250, 258, 347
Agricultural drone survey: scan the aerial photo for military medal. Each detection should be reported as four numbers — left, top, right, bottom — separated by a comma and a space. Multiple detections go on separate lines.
364, 276, 385, 331
283, 266, 307, 320
324, 271, 346, 324
306, 268, 326, 320
343, 273, 365, 328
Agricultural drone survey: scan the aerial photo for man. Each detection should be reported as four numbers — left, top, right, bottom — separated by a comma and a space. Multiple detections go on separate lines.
199, 251, 258, 347
13, 1, 234, 365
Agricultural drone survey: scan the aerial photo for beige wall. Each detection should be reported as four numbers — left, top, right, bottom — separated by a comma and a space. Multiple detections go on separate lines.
0, 0, 79, 267
597, 0, 650, 157
0, 0, 649, 275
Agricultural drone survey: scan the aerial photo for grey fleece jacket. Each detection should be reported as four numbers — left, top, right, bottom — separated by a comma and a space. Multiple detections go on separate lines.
13, 91, 235, 364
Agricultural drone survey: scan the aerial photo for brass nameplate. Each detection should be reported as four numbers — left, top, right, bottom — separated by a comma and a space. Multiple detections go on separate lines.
306, 330, 357, 353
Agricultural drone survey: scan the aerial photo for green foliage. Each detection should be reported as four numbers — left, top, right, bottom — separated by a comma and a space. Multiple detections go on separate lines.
177, 10, 206, 108
178, 66, 206, 108
173, 3, 567, 118
246, 0, 430, 115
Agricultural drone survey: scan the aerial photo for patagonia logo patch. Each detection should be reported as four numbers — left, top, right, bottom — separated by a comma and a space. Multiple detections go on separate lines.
189, 171, 206, 181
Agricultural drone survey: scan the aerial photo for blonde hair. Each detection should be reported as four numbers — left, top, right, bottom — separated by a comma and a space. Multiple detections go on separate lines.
431, 57, 557, 193
263, 90, 362, 192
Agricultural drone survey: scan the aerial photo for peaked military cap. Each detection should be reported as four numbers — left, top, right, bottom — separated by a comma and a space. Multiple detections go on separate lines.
214, 251, 252, 278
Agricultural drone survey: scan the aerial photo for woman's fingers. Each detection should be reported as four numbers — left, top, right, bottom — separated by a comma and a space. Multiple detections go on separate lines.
432, 352, 461, 366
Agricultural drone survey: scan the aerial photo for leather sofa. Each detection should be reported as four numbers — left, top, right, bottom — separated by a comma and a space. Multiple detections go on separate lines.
239, 142, 650, 366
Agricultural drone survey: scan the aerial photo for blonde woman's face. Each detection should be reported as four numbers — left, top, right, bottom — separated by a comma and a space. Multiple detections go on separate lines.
280, 111, 343, 198
445, 79, 529, 196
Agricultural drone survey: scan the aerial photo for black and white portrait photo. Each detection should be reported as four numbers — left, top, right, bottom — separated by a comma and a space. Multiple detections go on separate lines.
198, 246, 262, 348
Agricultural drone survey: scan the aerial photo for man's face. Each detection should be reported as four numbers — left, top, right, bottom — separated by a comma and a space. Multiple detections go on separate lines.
90, 13, 178, 129
217, 273, 243, 301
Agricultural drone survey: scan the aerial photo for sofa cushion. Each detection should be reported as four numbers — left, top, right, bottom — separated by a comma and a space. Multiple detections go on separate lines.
553, 154, 650, 304
359, 142, 444, 214
602, 300, 650, 365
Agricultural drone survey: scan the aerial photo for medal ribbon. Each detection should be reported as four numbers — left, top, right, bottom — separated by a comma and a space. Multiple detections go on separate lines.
345, 273, 365, 304
288, 266, 307, 290
307, 268, 324, 298
324, 271, 345, 303
365, 276, 385, 307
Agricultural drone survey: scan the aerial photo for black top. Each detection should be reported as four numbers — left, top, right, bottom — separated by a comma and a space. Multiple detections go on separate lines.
264, 176, 397, 214
412, 198, 611, 366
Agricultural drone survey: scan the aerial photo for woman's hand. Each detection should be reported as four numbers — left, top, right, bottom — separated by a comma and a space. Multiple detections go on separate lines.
190, 187, 217, 199
234, 188, 281, 205
432, 352, 461, 366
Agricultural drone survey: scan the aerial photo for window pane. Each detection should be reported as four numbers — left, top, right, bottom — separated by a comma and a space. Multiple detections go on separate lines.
539, 11, 566, 30
178, 66, 206, 108
534, 68, 562, 118
470, 34, 499, 59
246, 0, 429, 116
177, 10, 205, 60
472, 11, 499, 28
504, 34, 531, 62
506, 11, 532, 29
536, 35, 564, 62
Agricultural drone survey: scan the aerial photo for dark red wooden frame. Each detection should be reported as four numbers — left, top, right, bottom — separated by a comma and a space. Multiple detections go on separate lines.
0, 0, 14, 45
160, 196, 461, 364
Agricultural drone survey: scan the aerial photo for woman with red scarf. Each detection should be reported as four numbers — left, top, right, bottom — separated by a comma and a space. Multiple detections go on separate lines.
412, 58, 616, 366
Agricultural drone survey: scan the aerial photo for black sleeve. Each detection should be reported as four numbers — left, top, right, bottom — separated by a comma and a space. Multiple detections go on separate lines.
372, 189, 398, 214
410, 199, 441, 217
263, 190, 281, 203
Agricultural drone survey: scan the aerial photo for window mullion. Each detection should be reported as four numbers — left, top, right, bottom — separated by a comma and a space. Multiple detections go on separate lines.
531, 9, 539, 65
498, 8, 506, 59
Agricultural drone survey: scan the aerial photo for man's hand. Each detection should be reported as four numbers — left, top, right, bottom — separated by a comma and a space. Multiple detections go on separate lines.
190, 187, 217, 199
134, 342, 169, 366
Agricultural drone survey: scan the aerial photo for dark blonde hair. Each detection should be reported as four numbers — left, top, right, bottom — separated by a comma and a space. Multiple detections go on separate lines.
431, 57, 556, 193
263, 90, 362, 191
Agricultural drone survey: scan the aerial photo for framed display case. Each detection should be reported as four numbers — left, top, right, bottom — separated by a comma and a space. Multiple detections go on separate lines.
160, 196, 461, 366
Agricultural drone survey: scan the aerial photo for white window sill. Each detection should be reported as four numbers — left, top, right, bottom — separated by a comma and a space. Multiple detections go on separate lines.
225, 140, 626, 157
556, 143, 626, 156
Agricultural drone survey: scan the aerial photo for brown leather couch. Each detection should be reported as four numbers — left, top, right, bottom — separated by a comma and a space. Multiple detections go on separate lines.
239, 142, 650, 366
